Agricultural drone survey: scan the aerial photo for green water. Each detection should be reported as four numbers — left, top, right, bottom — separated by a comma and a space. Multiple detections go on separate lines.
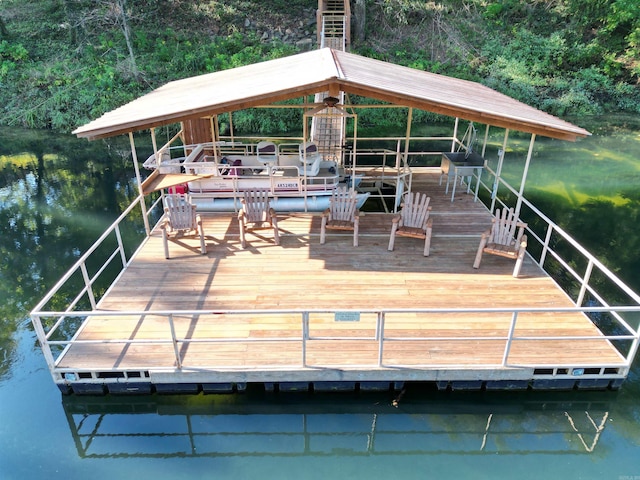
1, 118, 640, 479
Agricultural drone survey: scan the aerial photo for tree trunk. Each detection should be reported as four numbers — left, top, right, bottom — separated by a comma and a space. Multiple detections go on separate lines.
353, 0, 366, 43
0, 15, 9, 38
115, 0, 139, 79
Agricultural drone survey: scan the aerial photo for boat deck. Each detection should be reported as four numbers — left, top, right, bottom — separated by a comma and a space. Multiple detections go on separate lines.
57, 171, 625, 393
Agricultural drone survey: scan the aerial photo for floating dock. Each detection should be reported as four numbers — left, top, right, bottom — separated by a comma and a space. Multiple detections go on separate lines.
39, 171, 633, 395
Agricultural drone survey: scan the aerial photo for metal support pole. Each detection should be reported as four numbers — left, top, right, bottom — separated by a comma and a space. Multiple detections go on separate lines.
577, 260, 594, 306
31, 315, 58, 374
377, 312, 385, 367
502, 311, 519, 366
302, 312, 309, 367
80, 263, 97, 310
481, 125, 490, 157
490, 129, 509, 212
129, 132, 150, 235
514, 134, 536, 217
540, 224, 554, 267
451, 117, 459, 152
114, 224, 127, 268
167, 314, 182, 369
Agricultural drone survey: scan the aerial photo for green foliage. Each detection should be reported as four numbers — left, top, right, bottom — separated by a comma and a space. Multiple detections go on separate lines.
0, 0, 638, 133
0, 40, 28, 79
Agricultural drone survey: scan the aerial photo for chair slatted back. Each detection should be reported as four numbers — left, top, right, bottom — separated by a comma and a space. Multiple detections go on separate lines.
164, 194, 197, 231
242, 189, 271, 223
330, 187, 358, 222
400, 192, 431, 229
489, 208, 525, 247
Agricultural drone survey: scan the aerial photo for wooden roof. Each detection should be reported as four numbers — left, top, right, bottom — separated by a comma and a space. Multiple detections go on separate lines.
73, 48, 590, 141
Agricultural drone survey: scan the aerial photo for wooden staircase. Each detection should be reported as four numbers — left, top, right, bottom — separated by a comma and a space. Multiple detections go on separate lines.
312, 0, 351, 162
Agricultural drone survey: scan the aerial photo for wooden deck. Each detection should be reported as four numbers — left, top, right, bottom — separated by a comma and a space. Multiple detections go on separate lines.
58, 171, 625, 391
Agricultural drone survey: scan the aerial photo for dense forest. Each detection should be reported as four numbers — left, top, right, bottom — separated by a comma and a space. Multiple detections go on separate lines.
0, 0, 638, 133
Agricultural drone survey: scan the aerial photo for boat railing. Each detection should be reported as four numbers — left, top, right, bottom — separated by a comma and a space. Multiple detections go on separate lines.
32, 306, 639, 384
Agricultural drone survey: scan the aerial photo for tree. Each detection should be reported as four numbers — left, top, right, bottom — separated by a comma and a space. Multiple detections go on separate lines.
112, 0, 139, 79
353, 0, 366, 43
0, 15, 8, 38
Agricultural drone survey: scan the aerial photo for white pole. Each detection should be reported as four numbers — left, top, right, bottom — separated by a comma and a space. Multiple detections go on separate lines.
481, 124, 490, 157
451, 117, 459, 152
129, 132, 150, 234
490, 129, 510, 213
514, 134, 536, 217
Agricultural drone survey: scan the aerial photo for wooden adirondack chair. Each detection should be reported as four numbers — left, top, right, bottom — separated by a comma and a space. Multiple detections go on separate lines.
320, 186, 360, 247
238, 189, 280, 248
473, 207, 528, 277
388, 191, 433, 256
160, 193, 206, 259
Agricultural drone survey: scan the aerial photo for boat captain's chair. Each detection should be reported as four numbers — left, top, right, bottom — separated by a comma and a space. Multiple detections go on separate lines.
473, 207, 528, 277
320, 186, 360, 247
256, 141, 278, 170
298, 141, 321, 177
238, 189, 280, 248
388, 191, 433, 256
160, 193, 206, 259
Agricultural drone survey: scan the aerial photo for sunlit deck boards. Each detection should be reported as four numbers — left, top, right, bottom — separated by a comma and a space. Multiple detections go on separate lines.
58, 171, 625, 387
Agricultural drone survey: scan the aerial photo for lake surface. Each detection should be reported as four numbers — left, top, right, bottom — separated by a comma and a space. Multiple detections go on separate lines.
1, 118, 639, 479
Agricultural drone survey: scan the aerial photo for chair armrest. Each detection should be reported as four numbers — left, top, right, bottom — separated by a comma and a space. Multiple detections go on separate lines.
519, 235, 528, 249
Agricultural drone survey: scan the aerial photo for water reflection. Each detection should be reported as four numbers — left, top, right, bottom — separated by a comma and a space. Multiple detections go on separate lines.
0, 128, 149, 378
62, 390, 612, 459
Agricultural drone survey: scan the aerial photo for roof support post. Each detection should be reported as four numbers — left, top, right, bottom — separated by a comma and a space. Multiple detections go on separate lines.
129, 132, 150, 235
210, 115, 220, 162
514, 134, 536, 217
451, 117, 460, 152
350, 108, 358, 193
150, 128, 158, 155
403, 107, 412, 168
490, 129, 509, 213
481, 124, 490, 157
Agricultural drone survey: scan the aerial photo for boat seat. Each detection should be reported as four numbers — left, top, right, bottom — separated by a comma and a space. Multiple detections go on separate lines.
257, 141, 278, 168
298, 141, 322, 177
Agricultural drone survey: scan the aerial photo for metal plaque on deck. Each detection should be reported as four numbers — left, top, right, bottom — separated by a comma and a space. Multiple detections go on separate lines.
334, 311, 360, 322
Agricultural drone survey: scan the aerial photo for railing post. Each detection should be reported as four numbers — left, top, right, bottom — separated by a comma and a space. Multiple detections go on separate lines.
167, 314, 182, 369
80, 262, 97, 310
31, 314, 58, 373
539, 224, 553, 267
502, 311, 519, 367
377, 312, 385, 367
302, 312, 309, 367
577, 259, 594, 306
114, 224, 128, 268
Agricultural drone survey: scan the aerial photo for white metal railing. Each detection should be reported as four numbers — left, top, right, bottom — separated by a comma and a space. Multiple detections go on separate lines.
29, 137, 640, 382
32, 306, 639, 381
